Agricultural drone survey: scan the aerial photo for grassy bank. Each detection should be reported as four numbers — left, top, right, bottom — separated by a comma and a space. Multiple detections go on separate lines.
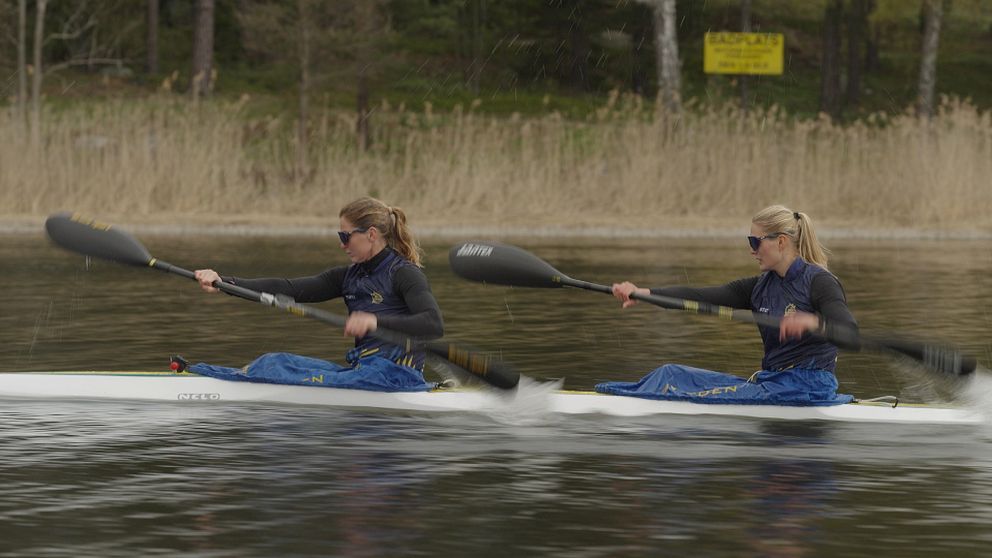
2, 95, 991, 234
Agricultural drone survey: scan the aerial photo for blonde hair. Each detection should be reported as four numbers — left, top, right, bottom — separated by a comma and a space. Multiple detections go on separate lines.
752, 205, 830, 269
339, 197, 424, 267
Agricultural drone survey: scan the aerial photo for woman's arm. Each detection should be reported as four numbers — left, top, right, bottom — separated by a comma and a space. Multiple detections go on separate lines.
374, 266, 444, 339
196, 267, 348, 303
810, 273, 860, 350
650, 276, 759, 309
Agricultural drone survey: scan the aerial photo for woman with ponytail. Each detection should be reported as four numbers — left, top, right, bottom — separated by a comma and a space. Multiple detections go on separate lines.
194, 197, 443, 372
603, 205, 859, 406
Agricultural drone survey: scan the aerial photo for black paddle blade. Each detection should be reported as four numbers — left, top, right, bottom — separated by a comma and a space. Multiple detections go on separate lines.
424, 341, 520, 389
877, 337, 977, 377
449, 241, 569, 288
45, 212, 153, 267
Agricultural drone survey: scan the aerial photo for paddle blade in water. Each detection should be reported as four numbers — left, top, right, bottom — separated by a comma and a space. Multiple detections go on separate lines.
424, 340, 520, 389
449, 241, 569, 288
875, 337, 977, 377
45, 212, 153, 267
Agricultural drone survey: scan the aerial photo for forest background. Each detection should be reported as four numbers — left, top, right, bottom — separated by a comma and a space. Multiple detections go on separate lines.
2, 0, 991, 235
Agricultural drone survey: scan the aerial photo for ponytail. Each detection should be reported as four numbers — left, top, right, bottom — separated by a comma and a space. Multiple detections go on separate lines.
752, 205, 830, 269
387, 205, 423, 267
339, 197, 424, 267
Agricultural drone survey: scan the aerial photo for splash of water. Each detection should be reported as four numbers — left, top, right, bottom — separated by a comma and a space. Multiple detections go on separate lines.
956, 367, 992, 419
477, 376, 563, 427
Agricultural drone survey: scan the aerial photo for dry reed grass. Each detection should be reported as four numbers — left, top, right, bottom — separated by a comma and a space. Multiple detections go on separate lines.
2, 93, 990, 233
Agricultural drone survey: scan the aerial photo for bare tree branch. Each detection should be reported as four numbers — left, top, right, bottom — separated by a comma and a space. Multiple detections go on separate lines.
46, 57, 129, 74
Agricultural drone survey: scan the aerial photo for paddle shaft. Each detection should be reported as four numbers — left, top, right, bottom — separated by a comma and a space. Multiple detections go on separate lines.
558, 276, 971, 376
560, 276, 780, 328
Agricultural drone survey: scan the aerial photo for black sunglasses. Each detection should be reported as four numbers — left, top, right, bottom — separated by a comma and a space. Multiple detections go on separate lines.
338, 226, 370, 245
747, 234, 781, 251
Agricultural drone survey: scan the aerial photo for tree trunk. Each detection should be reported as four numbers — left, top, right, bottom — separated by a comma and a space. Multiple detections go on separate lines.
568, 8, 590, 91
652, 0, 681, 113
468, 0, 482, 95
191, 0, 215, 97
865, 21, 881, 74
845, 0, 870, 107
629, 9, 650, 95
819, 0, 843, 120
740, 0, 752, 112
917, 0, 942, 118
296, 0, 310, 180
147, 0, 159, 75
355, 1, 375, 152
31, 0, 48, 143
356, 69, 371, 152
17, 0, 27, 122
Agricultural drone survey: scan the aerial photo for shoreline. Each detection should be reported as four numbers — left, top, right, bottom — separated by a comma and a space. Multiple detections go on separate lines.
2, 215, 991, 241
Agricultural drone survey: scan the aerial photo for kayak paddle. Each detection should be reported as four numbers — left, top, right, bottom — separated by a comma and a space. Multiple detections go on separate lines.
44, 212, 520, 390
448, 241, 977, 378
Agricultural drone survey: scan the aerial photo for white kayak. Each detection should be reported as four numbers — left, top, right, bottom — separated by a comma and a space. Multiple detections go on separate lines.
0, 371, 984, 425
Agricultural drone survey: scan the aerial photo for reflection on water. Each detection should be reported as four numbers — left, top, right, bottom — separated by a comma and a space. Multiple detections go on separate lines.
2, 233, 992, 556
0, 401, 990, 557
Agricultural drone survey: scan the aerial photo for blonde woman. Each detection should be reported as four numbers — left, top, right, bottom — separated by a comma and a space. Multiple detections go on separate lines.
605, 205, 858, 406
195, 197, 443, 371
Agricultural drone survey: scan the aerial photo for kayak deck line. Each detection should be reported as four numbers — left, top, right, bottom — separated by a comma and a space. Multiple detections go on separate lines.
7, 371, 197, 377
0, 371, 983, 425
0, 372, 956, 406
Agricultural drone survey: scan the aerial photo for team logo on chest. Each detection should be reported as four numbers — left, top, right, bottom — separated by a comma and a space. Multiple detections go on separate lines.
370, 291, 384, 304
784, 303, 797, 316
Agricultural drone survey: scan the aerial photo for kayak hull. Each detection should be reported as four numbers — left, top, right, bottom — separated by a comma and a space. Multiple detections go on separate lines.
0, 371, 982, 425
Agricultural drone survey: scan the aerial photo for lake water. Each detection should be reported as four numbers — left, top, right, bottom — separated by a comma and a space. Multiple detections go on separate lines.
1, 232, 991, 557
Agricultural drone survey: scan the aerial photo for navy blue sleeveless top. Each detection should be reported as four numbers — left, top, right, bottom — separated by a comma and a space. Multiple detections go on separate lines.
752, 258, 839, 372
342, 249, 425, 369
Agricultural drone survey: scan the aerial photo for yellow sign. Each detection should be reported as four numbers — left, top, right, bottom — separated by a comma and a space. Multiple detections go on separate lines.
704, 32, 784, 75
